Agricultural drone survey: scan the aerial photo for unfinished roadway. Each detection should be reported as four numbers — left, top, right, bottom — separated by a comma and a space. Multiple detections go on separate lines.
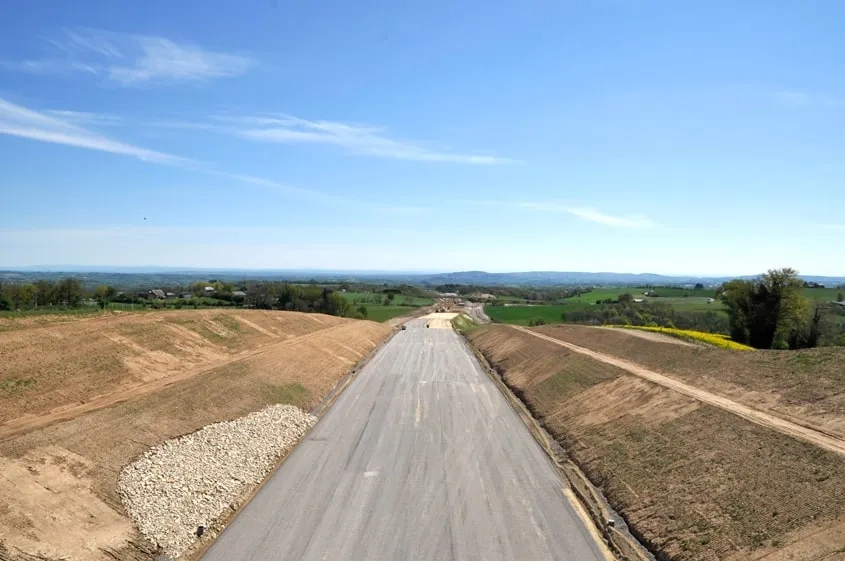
201, 317, 609, 561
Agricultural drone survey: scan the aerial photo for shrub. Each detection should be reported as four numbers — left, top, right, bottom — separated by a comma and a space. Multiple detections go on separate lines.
528, 317, 547, 327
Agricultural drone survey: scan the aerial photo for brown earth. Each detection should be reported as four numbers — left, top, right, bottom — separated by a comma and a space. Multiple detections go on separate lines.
468, 325, 845, 561
0, 310, 392, 561
512, 325, 845, 456
534, 324, 845, 439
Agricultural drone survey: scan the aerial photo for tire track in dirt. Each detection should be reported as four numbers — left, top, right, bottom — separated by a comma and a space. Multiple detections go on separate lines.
511, 325, 845, 457
0, 324, 349, 441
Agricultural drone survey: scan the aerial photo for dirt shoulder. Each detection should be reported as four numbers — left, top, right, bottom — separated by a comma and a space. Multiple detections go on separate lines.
468, 325, 845, 561
0, 311, 392, 561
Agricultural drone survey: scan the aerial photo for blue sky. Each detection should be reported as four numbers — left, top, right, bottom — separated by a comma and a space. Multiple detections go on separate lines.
1, 1, 843, 275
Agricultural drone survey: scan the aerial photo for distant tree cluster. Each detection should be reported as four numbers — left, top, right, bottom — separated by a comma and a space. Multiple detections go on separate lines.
0, 277, 85, 310
244, 283, 349, 317
719, 268, 832, 349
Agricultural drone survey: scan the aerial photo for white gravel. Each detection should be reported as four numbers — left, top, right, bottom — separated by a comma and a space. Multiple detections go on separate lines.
118, 405, 317, 557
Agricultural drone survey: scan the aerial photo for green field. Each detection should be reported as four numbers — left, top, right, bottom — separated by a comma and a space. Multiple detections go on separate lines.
341, 291, 434, 307
803, 287, 843, 302
361, 306, 414, 322
485, 305, 570, 326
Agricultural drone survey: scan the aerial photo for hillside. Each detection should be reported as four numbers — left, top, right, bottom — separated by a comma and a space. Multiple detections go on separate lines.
0, 310, 392, 561
467, 324, 845, 561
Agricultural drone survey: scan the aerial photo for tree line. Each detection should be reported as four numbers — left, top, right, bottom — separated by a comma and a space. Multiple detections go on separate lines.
241, 283, 349, 316
0, 278, 86, 310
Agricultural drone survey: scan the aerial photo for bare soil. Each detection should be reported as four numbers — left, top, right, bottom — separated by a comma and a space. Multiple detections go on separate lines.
535, 324, 845, 439
468, 325, 845, 561
513, 326, 845, 456
0, 310, 392, 561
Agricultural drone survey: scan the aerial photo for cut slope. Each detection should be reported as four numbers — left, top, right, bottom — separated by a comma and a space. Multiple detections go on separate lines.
0, 311, 392, 561
0, 310, 345, 427
468, 325, 845, 561
534, 324, 845, 439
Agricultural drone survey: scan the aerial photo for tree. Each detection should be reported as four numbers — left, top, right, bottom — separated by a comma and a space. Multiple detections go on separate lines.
356, 305, 368, 319
617, 292, 634, 305
694, 283, 705, 290
719, 268, 811, 349
93, 285, 118, 309
838, 291, 844, 303
0, 284, 10, 311
54, 277, 84, 307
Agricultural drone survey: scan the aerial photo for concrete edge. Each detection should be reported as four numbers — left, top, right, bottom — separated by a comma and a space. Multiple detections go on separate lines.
456, 327, 655, 561
178, 323, 401, 561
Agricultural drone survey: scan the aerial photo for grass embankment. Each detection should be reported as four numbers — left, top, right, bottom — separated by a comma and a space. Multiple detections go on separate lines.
451, 313, 477, 333
468, 325, 845, 561
615, 325, 755, 350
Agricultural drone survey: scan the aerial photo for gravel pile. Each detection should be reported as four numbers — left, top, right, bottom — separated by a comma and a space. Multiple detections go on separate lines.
118, 405, 316, 557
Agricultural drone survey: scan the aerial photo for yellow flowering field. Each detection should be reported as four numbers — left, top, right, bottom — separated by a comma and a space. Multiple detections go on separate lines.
615, 325, 755, 350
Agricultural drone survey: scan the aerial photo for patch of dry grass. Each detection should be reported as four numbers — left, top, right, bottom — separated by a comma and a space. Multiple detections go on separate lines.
469, 325, 845, 561
0, 314, 392, 561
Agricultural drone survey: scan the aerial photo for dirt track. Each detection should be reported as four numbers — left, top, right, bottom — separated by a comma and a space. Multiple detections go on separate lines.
512, 325, 845, 456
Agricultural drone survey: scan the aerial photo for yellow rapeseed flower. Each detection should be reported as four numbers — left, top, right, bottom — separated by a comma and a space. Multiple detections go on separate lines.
614, 325, 755, 351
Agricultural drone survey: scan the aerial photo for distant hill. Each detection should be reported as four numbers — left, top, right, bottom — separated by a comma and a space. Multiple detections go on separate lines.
2, 268, 844, 289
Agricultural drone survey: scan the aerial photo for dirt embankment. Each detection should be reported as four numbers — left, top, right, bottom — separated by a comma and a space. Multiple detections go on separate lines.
534, 324, 845, 439
468, 325, 845, 561
0, 310, 392, 561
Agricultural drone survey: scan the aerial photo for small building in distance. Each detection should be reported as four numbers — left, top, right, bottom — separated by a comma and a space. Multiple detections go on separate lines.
148, 289, 166, 300
204, 286, 215, 295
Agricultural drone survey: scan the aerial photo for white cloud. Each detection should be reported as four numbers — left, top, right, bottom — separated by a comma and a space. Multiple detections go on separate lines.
0, 98, 428, 213
107, 36, 253, 86
213, 114, 516, 165
2, 29, 253, 86
515, 202, 657, 228
0, 97, 182, 164
43, 109, 123, 126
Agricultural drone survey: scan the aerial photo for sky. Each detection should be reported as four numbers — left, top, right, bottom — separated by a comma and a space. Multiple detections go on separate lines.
1, 0, 844, 276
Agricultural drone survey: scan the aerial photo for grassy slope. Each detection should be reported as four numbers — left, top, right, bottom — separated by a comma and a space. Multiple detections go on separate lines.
468, 325, 845, 561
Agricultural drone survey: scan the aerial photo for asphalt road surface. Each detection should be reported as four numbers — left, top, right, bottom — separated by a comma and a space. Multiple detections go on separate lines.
201, 318, 608, 561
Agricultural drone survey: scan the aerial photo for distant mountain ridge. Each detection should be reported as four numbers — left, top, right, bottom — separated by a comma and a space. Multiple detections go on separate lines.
2, 268, 844, 288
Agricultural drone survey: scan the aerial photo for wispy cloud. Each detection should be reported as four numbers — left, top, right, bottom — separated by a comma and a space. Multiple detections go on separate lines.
0, 96, 182, 163
481, 201, 657, 228
209, 114, 516, 165
563, 207, 657, 228
770, 90, 845, 108
43, 109, 123, 126
2, 29, 253, 86
0, 97, 428, 214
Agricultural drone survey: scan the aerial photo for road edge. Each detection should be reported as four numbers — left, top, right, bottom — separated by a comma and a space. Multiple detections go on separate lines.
456, 328, 655, 561
178, 321, 402, 561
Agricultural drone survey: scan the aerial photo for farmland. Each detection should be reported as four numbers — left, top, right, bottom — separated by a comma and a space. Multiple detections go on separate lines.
485, 304, 570, 325
340, 290, 434, 322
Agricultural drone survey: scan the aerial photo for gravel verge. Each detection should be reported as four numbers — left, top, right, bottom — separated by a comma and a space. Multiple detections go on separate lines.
118, 405, 316, 558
